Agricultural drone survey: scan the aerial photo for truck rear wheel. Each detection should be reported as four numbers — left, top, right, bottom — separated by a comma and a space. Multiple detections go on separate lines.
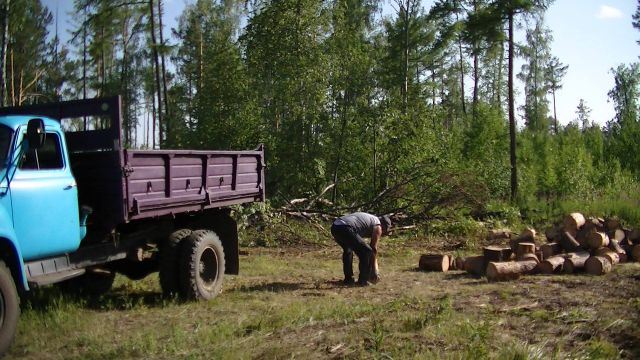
159, 229, 192, 297
179, 230, 225, 301
0, 260, 19, 355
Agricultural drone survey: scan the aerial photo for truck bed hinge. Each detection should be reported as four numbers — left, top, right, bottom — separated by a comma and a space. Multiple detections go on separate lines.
122, 165, 134, 177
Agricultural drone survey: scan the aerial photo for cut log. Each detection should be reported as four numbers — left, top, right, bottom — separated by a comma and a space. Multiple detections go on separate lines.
559, 231, 582, 252
453, 256, 465, 270
587, 232, 610, 250
449, 255, 456, 270
563, 213, 586, 236
608, 239, 628, 263
537, 255, 566, 274
544, 226, 562, 243
632, 244, 640, 262
509, 228, 537, 254
593, 248, 620, 265
611, 229, 626, 243
487, 229, 512, 240
575, 227, 595, 248
463, 255, 486, 276
605, 217, 620, 231
486, 258, 539, 282
585, 256, 613, 275
419, 254, 450, 272
483, 246, 512, 263
515, 242, 536, 260
628, 229, 640, 245
540, 242, 561, 259
563, 251, 591, 273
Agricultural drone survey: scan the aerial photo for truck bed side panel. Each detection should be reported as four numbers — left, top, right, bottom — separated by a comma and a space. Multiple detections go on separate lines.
124, 149, 264, 220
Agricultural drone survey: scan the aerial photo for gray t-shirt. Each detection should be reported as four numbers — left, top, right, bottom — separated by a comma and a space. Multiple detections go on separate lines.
333, 212, 381, 238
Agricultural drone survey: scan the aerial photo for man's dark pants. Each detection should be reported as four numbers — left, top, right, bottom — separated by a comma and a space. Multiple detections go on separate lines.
331, 224, 372, 284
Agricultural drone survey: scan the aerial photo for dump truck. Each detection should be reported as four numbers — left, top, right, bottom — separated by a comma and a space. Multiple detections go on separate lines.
0, 96, 265, 353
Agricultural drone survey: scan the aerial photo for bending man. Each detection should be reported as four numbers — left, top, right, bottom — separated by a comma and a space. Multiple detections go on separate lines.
331, 212, 391, 286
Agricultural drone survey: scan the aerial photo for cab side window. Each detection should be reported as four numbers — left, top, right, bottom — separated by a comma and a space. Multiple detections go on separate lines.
20, 133, 64, 170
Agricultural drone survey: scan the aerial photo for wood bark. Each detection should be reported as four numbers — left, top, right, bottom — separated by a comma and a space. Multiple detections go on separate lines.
563, 251, 590, 273
544, 226, 562, 242
537, 255, 565, 274
605, 217, 620, 231
562, 212, 586, 236
586, 232, 609, 250
559, 231, 582, 252
515, 242, 536, 260
540, 242, 561, 259
486, 258, 538, 282
594, 248, 620, 265
510, 228, 537, 253
453, 256, 465, 271
483, 246, 512, 263
608, 239, 628, 263
463, 256, 486, 276
627, 229, 640, 245
418, 254, 449, 272
585, 256, 612, 275
632, 244, 640, 262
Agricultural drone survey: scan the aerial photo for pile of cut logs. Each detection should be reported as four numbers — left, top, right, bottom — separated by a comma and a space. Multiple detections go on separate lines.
417, 213, 640, 282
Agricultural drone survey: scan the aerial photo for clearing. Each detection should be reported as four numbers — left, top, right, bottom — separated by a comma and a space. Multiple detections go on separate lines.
6, 236, 640, 359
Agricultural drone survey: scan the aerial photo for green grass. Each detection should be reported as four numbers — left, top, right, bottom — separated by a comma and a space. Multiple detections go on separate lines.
7, 232, 640, 359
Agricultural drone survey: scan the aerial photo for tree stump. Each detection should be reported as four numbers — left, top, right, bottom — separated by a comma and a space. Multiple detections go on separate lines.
586, 231, 610, 250
483, 246, 512, 263
563, 212, 586, 236
593, 248, 620, 265
419, 254, 450, 272
486, 258, 539, 282
559, 231, 582, 252
540, 242, 561, 259
585, 256, 612, 275
537, 255, 566, 274
515, 242, 536, 260
463, 256, 486, 276
563, 251, 590, 273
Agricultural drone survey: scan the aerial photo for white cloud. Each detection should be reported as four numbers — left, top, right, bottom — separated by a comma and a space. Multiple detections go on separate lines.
597, 5, 624, 19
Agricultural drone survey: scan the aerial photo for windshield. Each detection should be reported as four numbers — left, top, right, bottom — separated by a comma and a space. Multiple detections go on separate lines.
0, 125, 13, 168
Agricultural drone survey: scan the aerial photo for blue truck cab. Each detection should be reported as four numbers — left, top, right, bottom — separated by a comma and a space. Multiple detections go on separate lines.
0, 117, 85, 266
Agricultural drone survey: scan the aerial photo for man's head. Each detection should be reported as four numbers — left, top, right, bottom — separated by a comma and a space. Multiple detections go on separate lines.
379, 215, 392, 235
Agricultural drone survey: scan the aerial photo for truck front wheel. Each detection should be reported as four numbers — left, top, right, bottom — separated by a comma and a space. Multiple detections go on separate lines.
179, 230, 225, 301
0, 260, 19, 355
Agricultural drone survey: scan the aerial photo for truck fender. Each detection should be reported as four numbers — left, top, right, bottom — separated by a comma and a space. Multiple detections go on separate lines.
0, 208, 28, 291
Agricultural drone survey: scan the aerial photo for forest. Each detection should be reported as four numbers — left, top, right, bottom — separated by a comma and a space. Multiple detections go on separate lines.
0, 0, 639, 228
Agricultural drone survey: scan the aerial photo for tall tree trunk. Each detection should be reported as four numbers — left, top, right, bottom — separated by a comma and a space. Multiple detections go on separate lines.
401, 1, 409, 114
0, 0, 9, 106
508, 11, 517, 201
456, 11, 466, 116
157, 0, 170, 144
552, 89, 558, 134
149, 0, 163, 146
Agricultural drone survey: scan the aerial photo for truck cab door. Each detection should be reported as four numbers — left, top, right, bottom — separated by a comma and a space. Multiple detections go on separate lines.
10, 129, 81, 260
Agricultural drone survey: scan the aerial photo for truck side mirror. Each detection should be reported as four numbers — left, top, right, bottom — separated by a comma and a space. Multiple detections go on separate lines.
27, 118, 46, 149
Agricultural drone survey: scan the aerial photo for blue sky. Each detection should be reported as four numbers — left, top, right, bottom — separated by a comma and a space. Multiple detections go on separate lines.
44, 0, 638, 127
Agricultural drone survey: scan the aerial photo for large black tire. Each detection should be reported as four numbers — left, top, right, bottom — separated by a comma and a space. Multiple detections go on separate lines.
0, 260, 19, 355
159, 229, 192, 297
178, 230, 225, 301
60, 268, 115, 297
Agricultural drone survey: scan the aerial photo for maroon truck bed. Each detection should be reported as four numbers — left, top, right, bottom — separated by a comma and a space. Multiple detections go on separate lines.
0, 97, 265, 232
